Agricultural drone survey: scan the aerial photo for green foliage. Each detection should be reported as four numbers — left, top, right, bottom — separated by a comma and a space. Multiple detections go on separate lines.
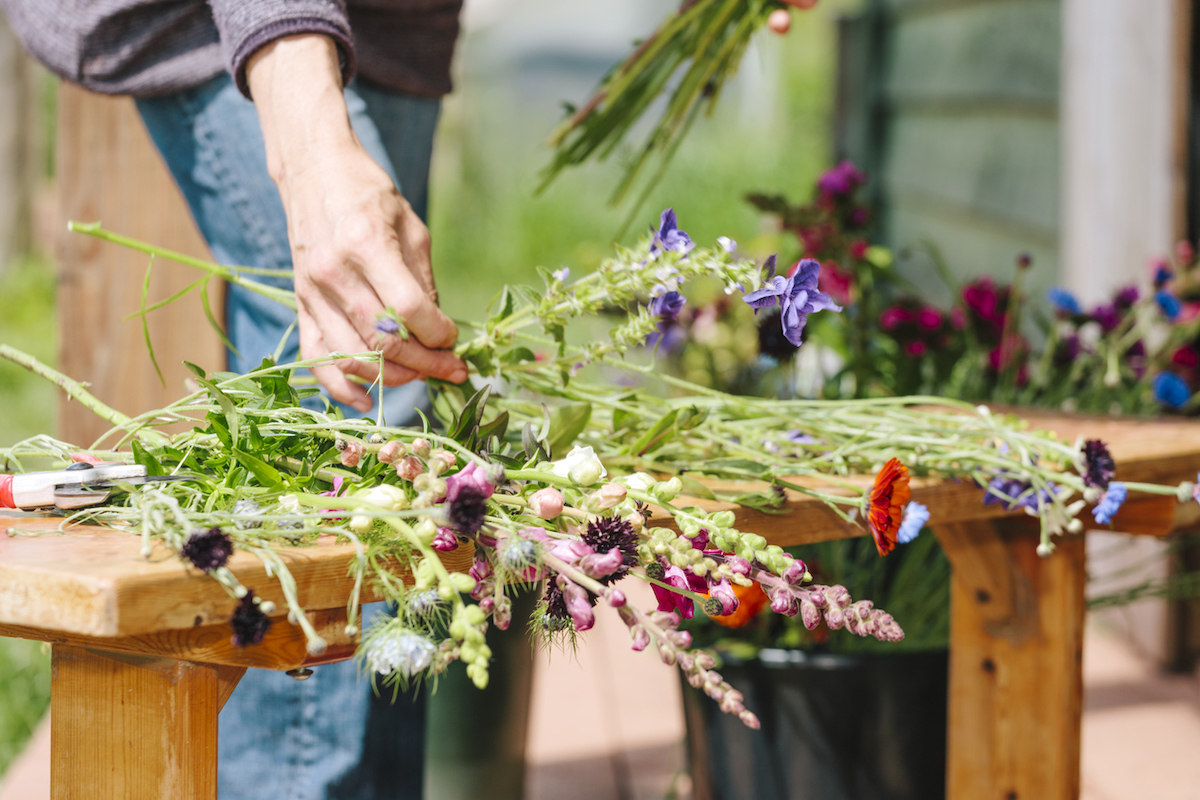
0, 638, 49, 777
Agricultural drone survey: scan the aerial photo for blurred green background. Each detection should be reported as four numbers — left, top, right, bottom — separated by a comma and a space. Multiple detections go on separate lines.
0, 0, 851, 780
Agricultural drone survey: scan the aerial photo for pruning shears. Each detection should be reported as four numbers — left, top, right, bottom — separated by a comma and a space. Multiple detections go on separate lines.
0, 462, 194, 510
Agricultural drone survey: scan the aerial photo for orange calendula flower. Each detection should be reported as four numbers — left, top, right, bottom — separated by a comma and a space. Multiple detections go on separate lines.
711, 582, 770, 628
868, 457, 911, 556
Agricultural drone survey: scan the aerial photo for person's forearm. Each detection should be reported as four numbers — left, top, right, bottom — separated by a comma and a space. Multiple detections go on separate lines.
246, 34, 356, 194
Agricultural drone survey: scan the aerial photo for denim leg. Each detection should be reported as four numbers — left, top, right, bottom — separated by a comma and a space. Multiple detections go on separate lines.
135, 74, 439, 800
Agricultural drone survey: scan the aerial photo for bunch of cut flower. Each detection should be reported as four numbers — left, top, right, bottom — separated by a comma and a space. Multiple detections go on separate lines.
1, 210, 1184, 729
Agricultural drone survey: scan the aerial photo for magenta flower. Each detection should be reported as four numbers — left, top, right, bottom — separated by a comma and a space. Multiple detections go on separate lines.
707, 578, 739, 615
444, 461, 495, 502
557, 576, 595, 631
817, 160, 865, 197
651, 564, 701, 620
432, 527, 460, 552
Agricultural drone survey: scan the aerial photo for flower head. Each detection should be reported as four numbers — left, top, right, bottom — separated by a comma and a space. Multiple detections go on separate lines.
1153, 372, 1191, 409
444, 461, 495, 503
1047, 287, 1082, 316
581, 516, 638, 584
710, 582, 769, 628
742, 258, 842, 346
651, 564, 700, 620
1153, 260, 1174, 288
432, 528, 460, 552
897, 502, 929, 545
1081, 439, 1116, 490
230, 590, 272, 647
649, 291, 686, 322
867, 458, 911, 556
1093, 482, 1127, 525
182, 526, 233, 572
817, 160, 865, 197
366, 629, 436, 678
1157, 290, 1183, 321
529, 487, 564, 519
649, 208, 694, 257
550, 445, 607, 486
447, 485, 489, 535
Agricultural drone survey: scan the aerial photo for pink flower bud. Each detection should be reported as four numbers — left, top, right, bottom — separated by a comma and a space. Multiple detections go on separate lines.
589, 482, 627, 510
671, 630, 693, 649
781, 558, 808, 585
725, 556, 752, 576
469, 553, 493, 583
769, 588, 798, 617
739, 710, 761, 729
340, 441, 365, 467
630, 624, 650, 651
529, 487, 564, 519
377, 441, 403, 464
412, 438, 431, 457
607, 588, 627, 608
395, 457, 423, 481
558, 576, 595, 631
494, 596, 512, 631
432, 528, 460, 552
658, 642, 677, 666
695, 652, 716, 670
580, 546, 624, 579
478, 596, 495, 614
707, 578, 739, 615
800, 598, 820, 629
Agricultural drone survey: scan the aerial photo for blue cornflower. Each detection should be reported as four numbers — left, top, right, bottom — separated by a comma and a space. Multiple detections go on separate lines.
897, 502, 929, 544
649, 208, 694, 257
742, 258, 843, 346
1153, 262, 1174, 288
1156, 290, 1182, 321
1092, 482, 1127, 524
1047, 287, 1082, 316
1153, 372, 1191, 409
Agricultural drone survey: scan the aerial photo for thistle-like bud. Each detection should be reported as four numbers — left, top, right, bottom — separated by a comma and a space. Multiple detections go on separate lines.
644, 561, 666, 581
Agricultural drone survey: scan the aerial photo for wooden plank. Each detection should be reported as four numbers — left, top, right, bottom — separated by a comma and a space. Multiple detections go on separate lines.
885, 0, 1061, 106
0, 518, 474, 637
55, 84, 224, 447
0, 607, 357, 671
51, 645, 218, 799
216, 665, 245, 712
936, 519, 1086, 800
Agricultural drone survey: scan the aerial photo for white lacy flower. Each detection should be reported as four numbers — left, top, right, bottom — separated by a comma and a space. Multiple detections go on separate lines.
366, 630, 436, 678
550, 445, 607, 486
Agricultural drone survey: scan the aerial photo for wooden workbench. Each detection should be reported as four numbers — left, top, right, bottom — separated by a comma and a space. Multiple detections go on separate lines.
1, 410, 1198, 799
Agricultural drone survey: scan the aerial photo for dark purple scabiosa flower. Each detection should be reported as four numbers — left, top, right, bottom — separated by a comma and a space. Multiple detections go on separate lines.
1153, 371, 1192, 409
447, 485, 489, 535
580, 516, 638, 584
757, 309, 799, 362
181, 526, 233, 572
542, 580, 571, 630
230, 590, 272, 647
1115, 286, 1140, 308
1081, 439, 1116, 490
742, 258, 842, 347
649, 208, 694, 257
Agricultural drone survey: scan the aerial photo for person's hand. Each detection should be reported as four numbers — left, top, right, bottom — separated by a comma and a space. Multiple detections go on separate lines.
247, 34, 467, 412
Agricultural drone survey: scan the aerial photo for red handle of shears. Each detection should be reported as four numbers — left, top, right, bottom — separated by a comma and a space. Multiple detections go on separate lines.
0, 474, 14, 509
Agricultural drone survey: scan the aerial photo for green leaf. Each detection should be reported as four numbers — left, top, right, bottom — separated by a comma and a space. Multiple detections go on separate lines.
501, 347, 537, 365
547, 402, 592, 458
677, 474, 716, 501
183, 362, 207, 379
197, 377, 240, 450
449, 385, 492, 443
730, 489, 788, 514
130, 440, 163, 476
700, 459, 771, 478
628, 409, 677, 456
232, 448, 283, 487
139, 256, 165, 387
477, 410, 509, 444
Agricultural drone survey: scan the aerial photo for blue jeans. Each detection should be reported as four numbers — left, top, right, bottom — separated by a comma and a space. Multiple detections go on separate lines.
136, 74, 439, 800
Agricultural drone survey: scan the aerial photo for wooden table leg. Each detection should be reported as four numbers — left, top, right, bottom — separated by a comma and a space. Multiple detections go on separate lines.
51, 645, 219, 799
935, 520, 1087, 800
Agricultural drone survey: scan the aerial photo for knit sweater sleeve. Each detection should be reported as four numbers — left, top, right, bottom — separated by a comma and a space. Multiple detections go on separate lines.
206, 0, 356, 98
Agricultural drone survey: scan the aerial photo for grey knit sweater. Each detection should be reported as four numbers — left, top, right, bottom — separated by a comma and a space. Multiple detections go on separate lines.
0, 0, 462, 99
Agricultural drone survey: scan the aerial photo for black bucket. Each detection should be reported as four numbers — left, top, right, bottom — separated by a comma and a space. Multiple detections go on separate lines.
682, 649, 948, 800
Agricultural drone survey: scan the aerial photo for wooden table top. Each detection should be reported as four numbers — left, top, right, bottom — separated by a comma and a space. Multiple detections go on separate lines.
1, 410, 1198, 640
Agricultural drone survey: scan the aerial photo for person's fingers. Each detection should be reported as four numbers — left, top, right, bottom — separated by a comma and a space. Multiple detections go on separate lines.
306, 300, 421, 384
370, 331, 468, 383
299, 306, 373, 412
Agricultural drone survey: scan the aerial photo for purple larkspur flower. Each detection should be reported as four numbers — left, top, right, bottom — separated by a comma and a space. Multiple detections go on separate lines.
742, 258, 843, 346
897, 502, 929, 544
649, 208, 694, 256
1093, 482, 1127, 525
375, 316, 401, 336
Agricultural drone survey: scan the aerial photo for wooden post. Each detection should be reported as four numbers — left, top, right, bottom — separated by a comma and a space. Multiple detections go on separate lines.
936, 520, 1087, 800
50, 646, 219, 799
55, 84, 223, 446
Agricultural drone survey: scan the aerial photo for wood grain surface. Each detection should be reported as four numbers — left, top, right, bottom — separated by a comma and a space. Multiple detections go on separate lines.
51, 645, 219, 799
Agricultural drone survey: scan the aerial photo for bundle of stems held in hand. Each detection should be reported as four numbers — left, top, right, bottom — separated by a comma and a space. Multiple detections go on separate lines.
0, 210, 1186, 729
